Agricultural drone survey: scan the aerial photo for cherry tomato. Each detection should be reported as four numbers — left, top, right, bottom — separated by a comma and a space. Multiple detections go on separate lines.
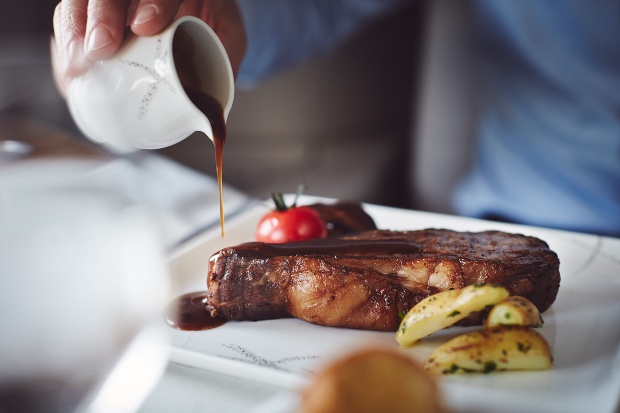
256, 205, 328, 243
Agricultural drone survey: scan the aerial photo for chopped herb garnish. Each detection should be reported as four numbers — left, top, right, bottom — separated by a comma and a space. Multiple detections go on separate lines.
483, 361, 497, 374
504, 312, 511, 319
447, 310, 461, 317
444, 364, 459, 374
517, 341, 531, 353
398, 311, 406, 320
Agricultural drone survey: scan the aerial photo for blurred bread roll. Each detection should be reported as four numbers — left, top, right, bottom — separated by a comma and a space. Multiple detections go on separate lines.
297, 347, 443, 413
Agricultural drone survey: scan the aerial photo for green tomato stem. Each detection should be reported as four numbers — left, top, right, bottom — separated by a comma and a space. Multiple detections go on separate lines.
271, 184, 306, 211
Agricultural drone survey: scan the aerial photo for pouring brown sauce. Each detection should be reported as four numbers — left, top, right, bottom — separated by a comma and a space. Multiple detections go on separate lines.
185, 90, 227, 237
174, 26, 228, 236
165, 291, 227, 331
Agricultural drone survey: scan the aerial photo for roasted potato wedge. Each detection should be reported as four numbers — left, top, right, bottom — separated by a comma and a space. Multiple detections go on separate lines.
424, 325, 552, 374
484, 296, 544, 328
396, 284, 509, 347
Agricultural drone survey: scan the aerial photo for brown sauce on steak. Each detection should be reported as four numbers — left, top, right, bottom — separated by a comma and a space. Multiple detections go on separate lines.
229, 238, 425, 257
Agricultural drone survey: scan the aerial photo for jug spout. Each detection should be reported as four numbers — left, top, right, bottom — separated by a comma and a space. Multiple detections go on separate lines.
184, 89, 228, 144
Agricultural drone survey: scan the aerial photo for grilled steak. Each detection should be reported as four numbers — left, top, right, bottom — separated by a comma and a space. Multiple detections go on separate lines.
207, 229, 560, 331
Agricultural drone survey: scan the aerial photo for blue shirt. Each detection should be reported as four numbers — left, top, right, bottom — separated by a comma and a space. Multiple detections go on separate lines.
453, 0, 620, 236
236, 0, 620, 237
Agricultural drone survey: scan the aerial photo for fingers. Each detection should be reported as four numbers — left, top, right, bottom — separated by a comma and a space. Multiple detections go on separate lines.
52, 0, 184, 88
53, 0, 91, 79
52, 0, 130, 82
52, 0, 247, 86
50, 36, 68, 98
83, 0, 132, 61
128, 0, 185, 36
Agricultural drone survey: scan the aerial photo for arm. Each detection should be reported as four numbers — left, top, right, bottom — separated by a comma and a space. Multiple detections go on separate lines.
235, 0, 408, 87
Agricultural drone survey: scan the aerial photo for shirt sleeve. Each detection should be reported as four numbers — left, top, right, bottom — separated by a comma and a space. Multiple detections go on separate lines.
234, 0, 408, 87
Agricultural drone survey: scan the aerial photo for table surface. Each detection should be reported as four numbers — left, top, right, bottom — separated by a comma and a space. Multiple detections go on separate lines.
0, 115, 109, 161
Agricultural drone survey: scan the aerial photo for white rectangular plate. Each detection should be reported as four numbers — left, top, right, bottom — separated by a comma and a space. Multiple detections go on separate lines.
166, 196, 620, 413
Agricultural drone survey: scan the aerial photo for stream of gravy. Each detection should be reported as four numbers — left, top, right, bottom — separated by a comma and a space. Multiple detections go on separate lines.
185, 89, 227, 237
174, 26, 227, 236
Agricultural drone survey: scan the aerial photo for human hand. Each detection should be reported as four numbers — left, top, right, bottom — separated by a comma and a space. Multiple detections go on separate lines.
52, 0, 246, 96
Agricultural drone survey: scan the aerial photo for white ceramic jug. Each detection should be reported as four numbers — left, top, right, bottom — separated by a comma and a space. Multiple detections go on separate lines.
67, 16, 234, 152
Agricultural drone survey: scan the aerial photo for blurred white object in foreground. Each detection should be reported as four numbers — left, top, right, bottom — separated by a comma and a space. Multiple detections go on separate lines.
0, 159, 170, 413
